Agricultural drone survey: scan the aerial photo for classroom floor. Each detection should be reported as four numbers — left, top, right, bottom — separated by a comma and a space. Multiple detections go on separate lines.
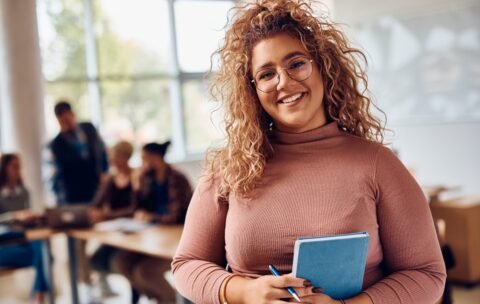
1, 234, 479, 304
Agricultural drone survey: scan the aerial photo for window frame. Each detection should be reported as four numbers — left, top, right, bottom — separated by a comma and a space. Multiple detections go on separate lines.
41, 0, 233, 162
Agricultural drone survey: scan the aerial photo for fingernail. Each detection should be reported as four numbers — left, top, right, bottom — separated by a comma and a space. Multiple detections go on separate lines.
303, 280, 313, 287
312, 287, 323, 293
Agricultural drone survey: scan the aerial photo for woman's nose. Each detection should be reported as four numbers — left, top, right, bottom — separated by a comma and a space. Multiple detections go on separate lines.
276, 69, 294, 91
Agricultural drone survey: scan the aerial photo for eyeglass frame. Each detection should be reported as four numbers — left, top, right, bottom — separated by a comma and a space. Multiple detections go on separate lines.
250, 57, 314, 93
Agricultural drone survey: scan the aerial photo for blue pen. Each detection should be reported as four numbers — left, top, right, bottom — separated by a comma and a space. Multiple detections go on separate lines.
268, 264, 301, 302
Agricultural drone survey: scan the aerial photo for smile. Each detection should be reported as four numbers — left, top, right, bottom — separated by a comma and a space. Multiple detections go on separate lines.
279, 92, 306, 104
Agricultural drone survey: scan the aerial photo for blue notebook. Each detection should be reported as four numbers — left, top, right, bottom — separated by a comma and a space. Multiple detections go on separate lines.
292, 232, 370, 300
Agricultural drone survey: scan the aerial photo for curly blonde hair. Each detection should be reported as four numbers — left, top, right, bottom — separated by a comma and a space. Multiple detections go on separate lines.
207, 0, 385, 200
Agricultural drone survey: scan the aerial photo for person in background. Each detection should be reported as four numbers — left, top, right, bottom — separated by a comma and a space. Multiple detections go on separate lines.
0, 153, 49, 304
112, 141, 193, 304
88, 140, 137, 298
49, 100, 108, 206
171, 1, 446, 303
47, 100, 109, 297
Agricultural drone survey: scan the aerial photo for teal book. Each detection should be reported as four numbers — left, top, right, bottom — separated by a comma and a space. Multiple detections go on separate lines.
292, 231, 370, 300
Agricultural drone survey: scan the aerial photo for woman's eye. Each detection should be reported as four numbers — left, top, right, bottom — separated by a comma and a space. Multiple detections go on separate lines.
290, 59, 307, 69
258, 71, 275, 81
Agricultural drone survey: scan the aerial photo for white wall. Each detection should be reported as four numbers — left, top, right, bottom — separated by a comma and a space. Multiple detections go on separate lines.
390, 122, 480, 196
334, 0, 480, 196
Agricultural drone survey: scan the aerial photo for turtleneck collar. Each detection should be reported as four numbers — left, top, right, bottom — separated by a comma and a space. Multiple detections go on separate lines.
271, 121, 342, 145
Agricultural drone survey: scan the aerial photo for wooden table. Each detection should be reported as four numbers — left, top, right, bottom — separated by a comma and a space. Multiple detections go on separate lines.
69, 225, 183, 258
430, 197, 480, 285
422, 185, 460, 203
25, 228, 57, 241
65, 224, 184, 304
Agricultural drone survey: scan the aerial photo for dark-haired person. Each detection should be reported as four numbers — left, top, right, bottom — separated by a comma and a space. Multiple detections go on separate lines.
47, 100, 109, 295
48, 100, 108, 206
0, 153, 49, 304
171, 1, 446, 304
112, 141, 193, 304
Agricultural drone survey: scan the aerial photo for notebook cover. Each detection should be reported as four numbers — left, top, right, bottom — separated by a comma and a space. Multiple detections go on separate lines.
292, 232, 370, 300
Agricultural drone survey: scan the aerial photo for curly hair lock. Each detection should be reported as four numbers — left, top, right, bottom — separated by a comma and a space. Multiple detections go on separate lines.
207, 0, 385, 200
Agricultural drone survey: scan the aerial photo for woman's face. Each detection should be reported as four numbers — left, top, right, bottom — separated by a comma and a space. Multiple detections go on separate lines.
141, 151, 154, 170
6, 157, 21, 183
111, 151, 129, 168
251, 33, 326, 133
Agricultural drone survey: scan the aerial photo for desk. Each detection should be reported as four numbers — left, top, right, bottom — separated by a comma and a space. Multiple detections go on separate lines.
69, 225, 183, 258
25, 228, 56, 241
430, 197, 480, 285
66, 225, 184, 304
422, 185, 460, 203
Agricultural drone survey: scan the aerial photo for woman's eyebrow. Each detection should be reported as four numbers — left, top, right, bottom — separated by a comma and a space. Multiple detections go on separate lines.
254, 51, 308, 73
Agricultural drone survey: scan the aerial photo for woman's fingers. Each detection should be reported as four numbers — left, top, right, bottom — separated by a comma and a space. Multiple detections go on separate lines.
267, 285, 321, 301
292, 293, 332, 303
270, 274, 309, 288
296, 286, 322, 297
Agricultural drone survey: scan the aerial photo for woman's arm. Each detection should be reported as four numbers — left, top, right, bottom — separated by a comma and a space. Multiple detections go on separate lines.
362, 147, 446, 303
90, 175, 112, 208
103, 204, 136, 219
171, 175, 232, 303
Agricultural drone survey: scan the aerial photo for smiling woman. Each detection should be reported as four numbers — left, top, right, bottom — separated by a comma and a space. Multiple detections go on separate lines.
251, 34, 327, 133
172, 1, 446, 304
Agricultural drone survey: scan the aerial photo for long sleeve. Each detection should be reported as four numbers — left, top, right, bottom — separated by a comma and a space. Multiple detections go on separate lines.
171, 175, 232, 304
91, 176, 111, 208
156, 168, 193, 224
46, 142, 66, 205
363, 147, 446, 303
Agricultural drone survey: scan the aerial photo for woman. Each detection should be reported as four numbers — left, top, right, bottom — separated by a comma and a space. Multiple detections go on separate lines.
89, 140, 137, 222
112, 141, 193, 304
0, 153, 49, 304
88, 140, 137, 297
172, 1, 446, 304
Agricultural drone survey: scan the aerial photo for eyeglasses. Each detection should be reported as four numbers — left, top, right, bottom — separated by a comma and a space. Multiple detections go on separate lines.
251, 56, 314, 93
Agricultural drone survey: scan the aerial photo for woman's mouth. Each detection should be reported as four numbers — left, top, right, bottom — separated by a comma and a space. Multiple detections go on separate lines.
278, 92, 306, 104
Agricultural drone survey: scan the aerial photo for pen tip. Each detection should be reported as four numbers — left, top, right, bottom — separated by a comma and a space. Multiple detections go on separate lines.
293, 294, 301, 302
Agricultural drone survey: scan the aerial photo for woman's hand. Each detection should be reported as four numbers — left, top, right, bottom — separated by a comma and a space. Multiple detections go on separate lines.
238, 274, 331, 304
87, 207, 105, 223
134, 209, 155, 222
12, 209, 40, 222
291, 293, 341, 304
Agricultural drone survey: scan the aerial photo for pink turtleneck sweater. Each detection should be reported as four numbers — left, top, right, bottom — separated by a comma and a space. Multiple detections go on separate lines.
172, 122, 446, 304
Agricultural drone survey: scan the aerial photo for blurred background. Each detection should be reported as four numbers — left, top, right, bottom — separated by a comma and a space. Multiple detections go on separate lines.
0, 0, 479, 303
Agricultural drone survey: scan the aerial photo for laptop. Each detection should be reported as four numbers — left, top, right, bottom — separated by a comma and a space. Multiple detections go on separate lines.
45, 205, 92, 228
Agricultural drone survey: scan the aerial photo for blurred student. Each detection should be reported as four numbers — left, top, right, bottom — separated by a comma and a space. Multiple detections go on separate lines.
48, 100, 109, 292
49, 100, 108, 205
112, 141, 193, 304
0, 153, 49, 304
88, 140, 137, 297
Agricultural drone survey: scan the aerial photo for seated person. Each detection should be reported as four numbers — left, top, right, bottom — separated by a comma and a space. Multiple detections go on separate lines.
88, 140, 137, 297
0, 153, 49, 304
112, 141, 193, 304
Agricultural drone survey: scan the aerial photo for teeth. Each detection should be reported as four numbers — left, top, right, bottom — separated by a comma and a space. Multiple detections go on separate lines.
282, 93, 303, 104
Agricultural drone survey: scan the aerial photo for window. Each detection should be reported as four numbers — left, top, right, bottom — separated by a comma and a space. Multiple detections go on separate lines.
95, 0, 171, 75
175, 1, 232, 72
100, 79, 172, 147
37, 0, 234, 160
182, 80, 224, 153
37, 0, 87, 81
